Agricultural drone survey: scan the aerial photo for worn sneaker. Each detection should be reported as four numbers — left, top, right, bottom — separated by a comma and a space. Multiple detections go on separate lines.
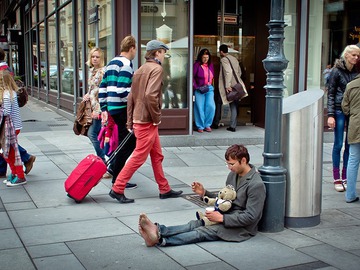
6, 176, 27, 187
334, 179, 344, 192
103, 172, 112, 179
3, 174, 15, 184
342, 179, 347, 190
125, 183, 138, 189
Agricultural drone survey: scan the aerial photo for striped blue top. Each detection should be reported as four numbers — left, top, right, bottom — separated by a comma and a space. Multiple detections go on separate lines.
98, 56, 133, 116
3, 90, 22, 130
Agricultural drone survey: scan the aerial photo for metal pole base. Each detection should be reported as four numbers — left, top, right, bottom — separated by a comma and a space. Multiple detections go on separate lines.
285, 215, 320, 228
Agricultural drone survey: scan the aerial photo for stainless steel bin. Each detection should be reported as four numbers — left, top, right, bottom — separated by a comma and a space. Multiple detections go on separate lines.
282, 90, 324, 227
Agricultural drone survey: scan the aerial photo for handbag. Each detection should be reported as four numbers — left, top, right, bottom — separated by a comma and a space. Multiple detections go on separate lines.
197, 85, 210, 94
15, 80, 28, 107
223, 57, 248, 102
195, 63, 211, 94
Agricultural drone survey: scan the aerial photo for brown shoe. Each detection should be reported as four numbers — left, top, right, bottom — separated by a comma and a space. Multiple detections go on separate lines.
24, 155, 36, 175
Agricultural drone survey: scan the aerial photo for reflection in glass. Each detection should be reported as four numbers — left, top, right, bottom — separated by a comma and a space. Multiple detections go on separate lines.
38, 22, 46, 88
48, 13, 58, 91
87, 0, 113, 65
58, 3, 75, 95
140, 0, 189, 109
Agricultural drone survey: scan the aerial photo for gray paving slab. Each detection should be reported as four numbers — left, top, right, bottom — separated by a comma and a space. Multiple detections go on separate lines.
24, 179, 74, 208
295, 225, 360, 251
0, 212, 12, 229
27, 243, 72, 258
187, 261, 237, 270
33, 254, 85, 270
298, 244, 360, 270
66, 235, 185, 270
0, 187, 32, 203
198, 235, 317, 270
260, 228, 322, 249
0, 228, 24, 249
0, 248, 36, 270
3, 201, 37, 211
159, 244, 220, 267
17, 218, 133, 246
8, 204, 113, 228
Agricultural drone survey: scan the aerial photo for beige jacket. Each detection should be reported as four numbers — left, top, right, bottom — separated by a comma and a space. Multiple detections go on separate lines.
218, 54, 243, 105
342, 74, 360, 144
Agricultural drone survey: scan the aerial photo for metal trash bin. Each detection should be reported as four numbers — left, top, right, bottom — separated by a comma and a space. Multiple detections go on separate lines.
282, 89, 324, 228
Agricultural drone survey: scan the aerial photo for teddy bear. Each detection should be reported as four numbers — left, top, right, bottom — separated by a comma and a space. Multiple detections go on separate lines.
196, 184, 237, 226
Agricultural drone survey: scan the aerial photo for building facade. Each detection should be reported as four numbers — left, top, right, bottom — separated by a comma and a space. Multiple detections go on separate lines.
0, 0, 359, 135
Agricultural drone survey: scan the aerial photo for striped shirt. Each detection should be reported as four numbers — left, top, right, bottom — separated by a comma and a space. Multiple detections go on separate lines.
98, 56, 133, 116
3, 90, 22, 130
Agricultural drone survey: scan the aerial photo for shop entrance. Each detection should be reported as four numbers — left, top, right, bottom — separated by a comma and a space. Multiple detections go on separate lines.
193, 0, 270, 129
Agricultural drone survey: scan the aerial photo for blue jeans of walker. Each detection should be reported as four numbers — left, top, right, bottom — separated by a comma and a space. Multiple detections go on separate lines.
194, 86, 215, 130
0, 144, 30, 174
332, 110, 349, 170
87, 118, 105, 162
346, 143, 360, 201
159, 219, 219, 246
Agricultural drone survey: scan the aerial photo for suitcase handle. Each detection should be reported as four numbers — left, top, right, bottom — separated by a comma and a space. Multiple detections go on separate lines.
105, 131, 134, 166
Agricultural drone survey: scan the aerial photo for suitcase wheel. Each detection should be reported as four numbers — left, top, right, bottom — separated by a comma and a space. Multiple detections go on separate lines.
67, 193, 82, 204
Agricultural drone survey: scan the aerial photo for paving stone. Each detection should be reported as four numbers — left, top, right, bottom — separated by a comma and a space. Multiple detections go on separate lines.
27, 243, 72, 258
9, 204, 112, 227
0, 248, 36, 270
66, 235, 184, 270
298, 244, 360, 270
198, 235, 316, 269
0, 212, 12, 229
33, 254, 85, 270
0, 229, 23, 249
4, 201, 37, 211
17, 218, 133, 246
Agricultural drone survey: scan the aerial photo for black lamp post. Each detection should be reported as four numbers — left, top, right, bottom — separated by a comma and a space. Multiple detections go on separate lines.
258, 0, 288, 232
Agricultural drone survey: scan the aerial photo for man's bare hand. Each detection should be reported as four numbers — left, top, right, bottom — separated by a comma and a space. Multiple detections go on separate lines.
205, 210, 223, 223
191, 181, 205, 197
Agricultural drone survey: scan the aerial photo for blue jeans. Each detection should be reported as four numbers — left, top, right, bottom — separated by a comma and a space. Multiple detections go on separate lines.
194, 86, 215, 130
346, 143, 360, 201
87, 118, 105, 162
0, 144, 30, 175
158, 219, 219, 246
332, 110, 349, 172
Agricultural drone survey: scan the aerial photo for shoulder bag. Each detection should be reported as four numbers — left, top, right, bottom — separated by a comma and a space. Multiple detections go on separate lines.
196, 65, 211, 94
223, 57, 248, 102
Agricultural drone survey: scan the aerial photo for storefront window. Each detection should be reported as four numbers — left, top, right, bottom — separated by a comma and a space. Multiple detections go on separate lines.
307, 0, 324, 90
38, 22, 46, 88
39, 0, 45, 22
87, 0, 113, 65
48, 13, 57, 91
283, 0, 297, 96
140, 0, 189, 109
47, 0, 56, 15
58, 3, 75, 95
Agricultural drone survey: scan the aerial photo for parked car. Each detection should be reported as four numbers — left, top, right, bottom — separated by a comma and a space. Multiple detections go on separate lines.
49, 68, 83, 95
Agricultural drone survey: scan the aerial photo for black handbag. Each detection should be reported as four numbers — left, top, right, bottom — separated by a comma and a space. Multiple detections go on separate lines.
223, 57, 248, 102
195, 64, 211, 94
197, 85, 210, 94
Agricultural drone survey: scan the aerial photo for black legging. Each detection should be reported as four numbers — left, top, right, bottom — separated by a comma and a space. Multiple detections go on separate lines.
108, 108, 136, 183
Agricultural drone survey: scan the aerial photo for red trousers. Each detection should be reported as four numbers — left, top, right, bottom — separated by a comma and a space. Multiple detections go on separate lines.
4, 130, 25, 179
112, 123, 171, 194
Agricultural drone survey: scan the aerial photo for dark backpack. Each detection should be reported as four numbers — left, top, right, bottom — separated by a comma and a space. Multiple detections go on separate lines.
15, 80, 28, 107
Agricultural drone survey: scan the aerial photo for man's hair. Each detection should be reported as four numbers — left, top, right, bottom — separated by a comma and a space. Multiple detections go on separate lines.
120, 35, 136, 53
219, 44, 228, 54
0, 47, 5, 61
144, 49, 165, 60
225, 144, 250, 164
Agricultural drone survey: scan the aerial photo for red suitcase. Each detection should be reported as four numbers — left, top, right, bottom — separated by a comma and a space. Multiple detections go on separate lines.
65, 132, 133, 203
65, 154, 107, 203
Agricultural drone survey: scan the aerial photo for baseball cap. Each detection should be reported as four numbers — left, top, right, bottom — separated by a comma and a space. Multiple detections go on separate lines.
146, 40, 169, 51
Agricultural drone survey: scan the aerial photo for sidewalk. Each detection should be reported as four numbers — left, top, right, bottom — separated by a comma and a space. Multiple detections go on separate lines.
0, 99, 359, 270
